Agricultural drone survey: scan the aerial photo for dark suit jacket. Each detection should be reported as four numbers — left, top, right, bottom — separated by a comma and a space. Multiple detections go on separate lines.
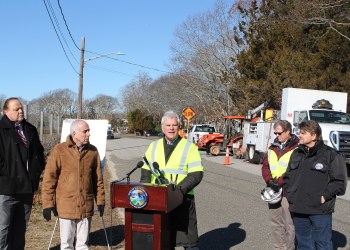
0, 115, 45, 194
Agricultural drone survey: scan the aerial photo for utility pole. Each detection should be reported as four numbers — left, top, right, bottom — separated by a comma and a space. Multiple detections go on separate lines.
77, 36, 125, 119
77, 37, 85, 119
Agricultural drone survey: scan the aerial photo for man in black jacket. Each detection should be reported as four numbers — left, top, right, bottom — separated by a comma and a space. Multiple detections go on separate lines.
283, 120, 347, 249
0, 97, 45, 249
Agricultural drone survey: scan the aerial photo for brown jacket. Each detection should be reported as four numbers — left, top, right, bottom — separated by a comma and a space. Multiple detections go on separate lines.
41, 135, 105, 219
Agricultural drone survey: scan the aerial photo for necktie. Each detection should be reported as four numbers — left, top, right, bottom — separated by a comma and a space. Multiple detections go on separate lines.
16, 126, 27, 147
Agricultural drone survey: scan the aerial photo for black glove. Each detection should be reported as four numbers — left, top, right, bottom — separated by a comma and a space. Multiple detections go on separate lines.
97, 205, 104, 217
268, 179, 281, 192
43, 207, 58, 221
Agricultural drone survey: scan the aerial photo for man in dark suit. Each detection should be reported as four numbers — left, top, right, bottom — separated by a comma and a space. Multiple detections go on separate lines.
0, 97, 45, 249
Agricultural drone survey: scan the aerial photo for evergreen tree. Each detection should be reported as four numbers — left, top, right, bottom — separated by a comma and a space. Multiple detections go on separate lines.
230, 0, 350, 112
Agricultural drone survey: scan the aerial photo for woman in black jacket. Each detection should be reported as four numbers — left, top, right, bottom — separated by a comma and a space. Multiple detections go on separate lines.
283, 120, 347, 250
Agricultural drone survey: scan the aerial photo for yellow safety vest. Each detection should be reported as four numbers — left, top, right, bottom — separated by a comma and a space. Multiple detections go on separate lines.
142, 138, 204, 195
268, 149, 294, 178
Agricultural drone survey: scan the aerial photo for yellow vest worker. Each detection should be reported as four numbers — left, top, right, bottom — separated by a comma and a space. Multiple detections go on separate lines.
140, 111, 203, 249
261, 120, 299, 250
143, 137, 203, 195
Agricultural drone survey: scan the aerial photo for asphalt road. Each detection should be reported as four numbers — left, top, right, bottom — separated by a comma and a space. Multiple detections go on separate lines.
106, 135, 350, 250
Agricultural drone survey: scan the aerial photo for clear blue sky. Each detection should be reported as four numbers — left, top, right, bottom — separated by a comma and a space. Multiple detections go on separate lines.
0, 1, 219, 101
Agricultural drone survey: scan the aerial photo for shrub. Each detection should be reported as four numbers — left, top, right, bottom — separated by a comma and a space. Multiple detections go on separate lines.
41, 134, 61, 159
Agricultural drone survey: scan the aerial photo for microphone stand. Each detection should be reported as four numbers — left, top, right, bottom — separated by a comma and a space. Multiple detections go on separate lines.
127, 175, 131, 184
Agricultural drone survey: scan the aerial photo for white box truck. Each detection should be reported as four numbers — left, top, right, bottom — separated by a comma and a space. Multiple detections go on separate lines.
243, 88, 350, 165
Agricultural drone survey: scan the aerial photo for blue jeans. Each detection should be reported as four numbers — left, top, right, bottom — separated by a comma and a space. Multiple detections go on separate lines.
292, 213, 333, 250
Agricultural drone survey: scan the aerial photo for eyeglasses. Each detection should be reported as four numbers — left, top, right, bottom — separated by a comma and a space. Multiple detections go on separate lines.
274, 131, 284, 136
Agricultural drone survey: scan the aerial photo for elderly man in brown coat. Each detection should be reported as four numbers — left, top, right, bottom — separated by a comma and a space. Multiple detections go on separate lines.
41, 119, 105, 250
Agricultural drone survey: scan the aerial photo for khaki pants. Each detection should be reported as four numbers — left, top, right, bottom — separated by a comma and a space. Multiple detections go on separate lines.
268, 197, 295, 250
59, 217, 91, 250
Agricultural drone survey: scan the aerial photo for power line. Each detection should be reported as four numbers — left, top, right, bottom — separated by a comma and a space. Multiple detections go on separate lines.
45, 0, 172, 78
51, 1, 171, 77
44, 2, 203, 82
84, 50, 206, 82
57, 0, 80, 50
84, 63, 134, 76
106, 55, 171, 74
42, 0, 79, 74
47, 0, 78, 64
91, 51, 205, 82
85, 50, 173, 75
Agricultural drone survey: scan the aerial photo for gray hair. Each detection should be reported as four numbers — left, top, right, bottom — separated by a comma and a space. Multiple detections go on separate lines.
70, 119, 86, 134
273, 120, 292, 133
161, 111, 180, 125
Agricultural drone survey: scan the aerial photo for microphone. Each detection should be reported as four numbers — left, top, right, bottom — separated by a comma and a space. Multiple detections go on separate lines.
143, 156, 162, 184
143, 156, 151, 167
152, 162, 169, 184
126, 161, 144, 183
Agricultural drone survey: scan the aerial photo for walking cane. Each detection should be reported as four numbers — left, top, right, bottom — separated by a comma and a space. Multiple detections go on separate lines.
101, 215, 111, 250
48, 217, 59, 250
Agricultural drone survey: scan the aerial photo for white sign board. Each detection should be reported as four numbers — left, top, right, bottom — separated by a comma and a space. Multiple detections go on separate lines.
60, 119, 108, 167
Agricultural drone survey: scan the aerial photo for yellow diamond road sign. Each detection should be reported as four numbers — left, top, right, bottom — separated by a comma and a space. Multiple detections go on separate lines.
182, 107, 196, 120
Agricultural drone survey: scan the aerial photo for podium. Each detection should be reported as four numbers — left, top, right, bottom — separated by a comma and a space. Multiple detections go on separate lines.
110, 182, 183, 250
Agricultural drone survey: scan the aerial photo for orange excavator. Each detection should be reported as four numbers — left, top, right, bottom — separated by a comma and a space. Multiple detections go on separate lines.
197, 115, 246, 158
197, 101, 272, 157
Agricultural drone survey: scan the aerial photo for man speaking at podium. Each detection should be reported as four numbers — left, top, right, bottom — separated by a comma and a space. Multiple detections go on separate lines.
140, 110, 204, 250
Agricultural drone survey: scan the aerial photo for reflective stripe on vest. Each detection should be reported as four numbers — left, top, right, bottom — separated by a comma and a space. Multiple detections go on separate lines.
146, 138, 203, 194
268, 149, 294, 178
149, 139, 193, 176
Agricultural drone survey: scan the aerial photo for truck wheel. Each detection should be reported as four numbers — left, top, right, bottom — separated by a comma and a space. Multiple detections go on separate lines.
206, 144, 211, 154
210, 146, 220, 156
247, 146, 261, 164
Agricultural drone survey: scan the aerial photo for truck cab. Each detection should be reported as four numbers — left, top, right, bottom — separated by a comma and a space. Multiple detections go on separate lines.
292, 100, 350, 164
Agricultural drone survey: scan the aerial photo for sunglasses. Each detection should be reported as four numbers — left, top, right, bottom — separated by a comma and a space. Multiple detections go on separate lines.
274, 131, 284, 136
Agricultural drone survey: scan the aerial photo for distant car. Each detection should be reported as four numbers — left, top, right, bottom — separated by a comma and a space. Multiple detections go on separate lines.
107, 130, 114, 139
144, 129, 159, 137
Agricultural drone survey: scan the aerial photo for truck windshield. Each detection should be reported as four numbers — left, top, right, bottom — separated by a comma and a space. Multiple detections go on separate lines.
309, 110, 350, 124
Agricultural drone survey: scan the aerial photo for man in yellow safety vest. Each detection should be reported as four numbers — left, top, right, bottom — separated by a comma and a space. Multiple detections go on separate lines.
261, 120, 299, 249
140, 110, 204, 250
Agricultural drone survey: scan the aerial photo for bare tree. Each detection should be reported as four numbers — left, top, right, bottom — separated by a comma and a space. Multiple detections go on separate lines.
122, 72, 154, 113
121, 71, 201, 124
0, 94, 6, 111
86, 94, 119, 120
170, 0, 241, 117
37, 89, 77, 118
